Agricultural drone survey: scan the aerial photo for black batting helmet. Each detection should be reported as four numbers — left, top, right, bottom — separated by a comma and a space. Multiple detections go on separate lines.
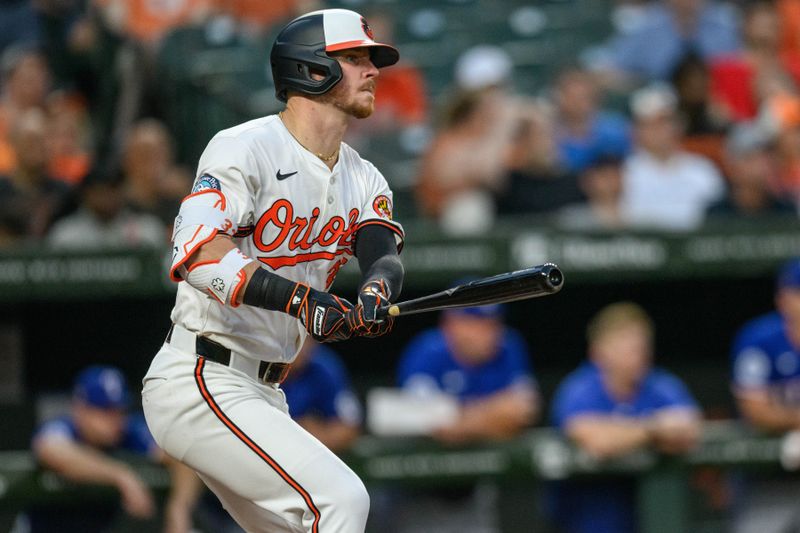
270, 9, 399, 103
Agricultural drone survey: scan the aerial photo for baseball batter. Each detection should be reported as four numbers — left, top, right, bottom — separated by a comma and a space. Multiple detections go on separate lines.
141, 9, 404, 532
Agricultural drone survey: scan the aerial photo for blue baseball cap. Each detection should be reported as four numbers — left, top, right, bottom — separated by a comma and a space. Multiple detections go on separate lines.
73, 366, 131, 410
444, 303, 506, 319
777, 258, 800, 291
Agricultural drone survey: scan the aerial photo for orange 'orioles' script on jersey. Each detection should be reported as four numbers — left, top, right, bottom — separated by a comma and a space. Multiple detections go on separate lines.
169, 115, 404, 362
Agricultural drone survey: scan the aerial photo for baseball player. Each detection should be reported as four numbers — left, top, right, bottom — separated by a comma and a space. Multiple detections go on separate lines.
141, 9, 404, 533
26, 366, 199, 533
729, 258, 800, 532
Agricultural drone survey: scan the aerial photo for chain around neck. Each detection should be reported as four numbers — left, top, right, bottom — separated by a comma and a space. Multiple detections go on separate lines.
279, 111, 340, 162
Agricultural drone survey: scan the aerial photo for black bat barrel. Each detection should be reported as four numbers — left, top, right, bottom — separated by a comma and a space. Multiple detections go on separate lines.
379, 263, 564, 318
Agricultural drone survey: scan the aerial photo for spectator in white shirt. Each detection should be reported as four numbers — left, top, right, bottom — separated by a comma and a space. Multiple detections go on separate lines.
621, 84, 725, 230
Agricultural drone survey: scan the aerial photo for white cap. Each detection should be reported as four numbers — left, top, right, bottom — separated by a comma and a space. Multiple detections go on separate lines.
630, 84, 678, 119
454, 45, 513, 91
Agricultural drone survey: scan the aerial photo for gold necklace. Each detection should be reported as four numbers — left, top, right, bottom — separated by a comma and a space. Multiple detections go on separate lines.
279, 111, 340, 162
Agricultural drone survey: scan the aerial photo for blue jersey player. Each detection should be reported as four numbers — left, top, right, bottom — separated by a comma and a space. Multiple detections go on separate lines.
730, 258, 800, 533
25, 366, 200, 533
398, 304, 539, 443
550, 302, 700, 533
389, 304, 538, 533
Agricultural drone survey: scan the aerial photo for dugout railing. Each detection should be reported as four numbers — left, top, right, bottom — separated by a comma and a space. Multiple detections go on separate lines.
0, 420, 790, 533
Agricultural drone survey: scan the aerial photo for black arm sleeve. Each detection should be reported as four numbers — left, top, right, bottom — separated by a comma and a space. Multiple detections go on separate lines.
242, 268, 298, 311
355, 224, 404, 301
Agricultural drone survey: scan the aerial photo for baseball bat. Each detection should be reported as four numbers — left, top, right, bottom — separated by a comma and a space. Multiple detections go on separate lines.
377, 263, 564, 318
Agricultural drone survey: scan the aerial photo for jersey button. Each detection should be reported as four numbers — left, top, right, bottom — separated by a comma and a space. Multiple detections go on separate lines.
327, 196, 334, 204
330, 176, 336, 185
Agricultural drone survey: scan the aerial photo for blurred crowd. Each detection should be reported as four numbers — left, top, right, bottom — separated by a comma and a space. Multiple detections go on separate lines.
419, 0, 800, 233
1, 0, 800, 248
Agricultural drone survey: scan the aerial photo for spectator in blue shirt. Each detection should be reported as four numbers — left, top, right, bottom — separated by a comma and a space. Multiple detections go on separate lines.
282, 340, 363, 453
730, 258, 800, 533
24, 365, 200, 533
553, 68, 631, 175
591, 0, 740, 86
550, 302, 701, 533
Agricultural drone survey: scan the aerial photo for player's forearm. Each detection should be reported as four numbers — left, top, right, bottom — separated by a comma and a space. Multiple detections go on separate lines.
356, 225, 404, 299
737, 395, 800, 433
566, 417, 652, 459
458, 389, 538, 440
298, 418, 360, 453
162, 453, 203, 510
34, 439, 135, 486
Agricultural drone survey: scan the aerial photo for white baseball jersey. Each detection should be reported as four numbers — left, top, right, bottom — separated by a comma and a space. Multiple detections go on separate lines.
170, 114, 404, 363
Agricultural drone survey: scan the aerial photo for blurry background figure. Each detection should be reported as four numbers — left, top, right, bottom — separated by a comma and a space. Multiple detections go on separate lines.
496, 100, 583, 216
557, 154, 629, 230
453, 45, 513, 93
729, 258, 800, 533
282, 339, 363, 454
777, 0, 800, 59
549, 302, 701, 533
47, 167, 166, 249
18, 365, 200, 533
45, 93, 93, 186
414, 45, 517, 235
710, 1, 800, 122
672, 52, 730, 168
591, 0, 741, 87
622, 84, 725, 230
552, 67, 631, 175
0, 0, 41, 56
386, 304, 538, 533
121, 118, 192, 228
705, 122, 796, 220
0, 108, 74, 241
673, 52, 730, 137
415, 87, 517, 235
0, 46, 51, 176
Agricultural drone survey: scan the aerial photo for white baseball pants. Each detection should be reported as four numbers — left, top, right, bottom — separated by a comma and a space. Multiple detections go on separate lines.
142, 340, 370, 533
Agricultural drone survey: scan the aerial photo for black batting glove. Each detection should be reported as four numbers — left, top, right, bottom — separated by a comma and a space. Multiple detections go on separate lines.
286, 283, 355, 342
346, 280, 394, 338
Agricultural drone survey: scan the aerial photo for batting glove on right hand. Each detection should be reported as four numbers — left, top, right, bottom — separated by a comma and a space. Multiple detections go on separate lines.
346, 280, 394, 338
286, 283, 354, 342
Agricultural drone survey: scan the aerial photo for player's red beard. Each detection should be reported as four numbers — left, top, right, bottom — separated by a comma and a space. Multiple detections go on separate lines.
319, 79, 376, 119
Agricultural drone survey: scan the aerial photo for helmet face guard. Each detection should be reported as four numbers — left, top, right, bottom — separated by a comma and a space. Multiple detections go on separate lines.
270, 9, 399, 103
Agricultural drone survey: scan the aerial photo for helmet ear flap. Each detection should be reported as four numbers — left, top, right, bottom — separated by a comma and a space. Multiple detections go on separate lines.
270, 13, 344, 103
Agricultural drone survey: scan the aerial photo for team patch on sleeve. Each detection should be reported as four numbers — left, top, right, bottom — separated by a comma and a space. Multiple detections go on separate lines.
372, 195, 393, 220
192, 174, 222, 193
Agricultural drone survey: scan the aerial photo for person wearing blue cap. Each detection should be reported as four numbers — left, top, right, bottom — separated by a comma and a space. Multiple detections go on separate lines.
24, 365, 201, 533
729, 258, 800, 532
390, 304, 538, 533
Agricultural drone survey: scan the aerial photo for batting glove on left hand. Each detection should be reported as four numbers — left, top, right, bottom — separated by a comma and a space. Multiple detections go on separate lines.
346, 280, 394, 338
287, 283, 355, 343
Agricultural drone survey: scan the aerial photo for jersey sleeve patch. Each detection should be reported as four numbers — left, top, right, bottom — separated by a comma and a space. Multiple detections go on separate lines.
192, 174, 223, 193
372, 195, 393, 220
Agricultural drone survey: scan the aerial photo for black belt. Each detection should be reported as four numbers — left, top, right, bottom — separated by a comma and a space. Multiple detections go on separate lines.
166, 324, 291, 384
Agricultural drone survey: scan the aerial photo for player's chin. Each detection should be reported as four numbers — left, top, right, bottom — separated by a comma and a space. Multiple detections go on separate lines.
351, 103, 375, 119
348, 94, 375, 119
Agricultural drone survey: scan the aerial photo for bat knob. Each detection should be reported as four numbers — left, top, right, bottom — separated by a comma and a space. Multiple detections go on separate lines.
376, 305, 400, 319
